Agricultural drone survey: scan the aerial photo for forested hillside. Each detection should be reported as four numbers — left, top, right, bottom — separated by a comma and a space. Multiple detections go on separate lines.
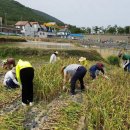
0, 0, 64, 25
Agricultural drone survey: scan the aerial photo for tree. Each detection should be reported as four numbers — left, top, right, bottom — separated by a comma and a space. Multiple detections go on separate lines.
124, 26, 130, 34
106, 26, 116, 34
86, 27, 91, 34
117, 27, 125, 34
93, 26, 99, 34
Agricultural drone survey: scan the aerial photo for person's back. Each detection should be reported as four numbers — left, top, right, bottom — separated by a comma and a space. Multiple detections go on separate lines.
63, 64, 87, 95
3, 70, 13, 86
64, 64, 81, 77
122, 54, 130, 60
50, 53, 56, 63
89, 63, 105, 79
16, 59, 34, 106
89, 65, 97, 73
50, 51, 58, 63
3, 68, 19, 88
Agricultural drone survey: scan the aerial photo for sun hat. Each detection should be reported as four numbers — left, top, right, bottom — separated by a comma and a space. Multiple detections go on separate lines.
55, 51, 58, 54
12, 67, 16, 74
79, 57, 86, 62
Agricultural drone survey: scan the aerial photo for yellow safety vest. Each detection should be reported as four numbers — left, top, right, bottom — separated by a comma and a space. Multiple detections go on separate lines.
16, 59, 32, 85
80, 60, 89, 68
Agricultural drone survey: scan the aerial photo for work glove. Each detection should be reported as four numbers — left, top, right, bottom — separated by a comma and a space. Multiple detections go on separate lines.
63, 86, 66, 91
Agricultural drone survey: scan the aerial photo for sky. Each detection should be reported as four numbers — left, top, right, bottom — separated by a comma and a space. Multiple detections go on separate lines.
15, 0, 130, 27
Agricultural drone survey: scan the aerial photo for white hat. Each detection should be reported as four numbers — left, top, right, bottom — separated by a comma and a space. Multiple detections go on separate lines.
12, 67, 16, 74
55, 51, 58, 54
79, 57, 86, 62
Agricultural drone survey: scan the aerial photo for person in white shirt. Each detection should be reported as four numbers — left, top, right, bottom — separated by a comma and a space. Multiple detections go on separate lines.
61, 64, 87, 95
3, 67, 19, 88
50, 51, 58, 63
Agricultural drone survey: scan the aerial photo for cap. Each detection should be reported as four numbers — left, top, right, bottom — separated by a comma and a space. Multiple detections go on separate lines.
97, 63, 104, 69
79, 57, 86, 62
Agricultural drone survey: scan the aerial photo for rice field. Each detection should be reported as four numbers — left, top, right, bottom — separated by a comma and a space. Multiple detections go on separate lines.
0, 45, 129, 129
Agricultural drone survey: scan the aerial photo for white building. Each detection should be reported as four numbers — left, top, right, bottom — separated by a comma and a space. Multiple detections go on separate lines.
15, 21, 33, 36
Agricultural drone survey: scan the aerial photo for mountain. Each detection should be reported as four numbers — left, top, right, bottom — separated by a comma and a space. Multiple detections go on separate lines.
0, 0, 64, 25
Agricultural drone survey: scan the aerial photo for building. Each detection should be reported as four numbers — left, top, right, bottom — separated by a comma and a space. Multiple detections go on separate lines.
30, 22, 41, 37
68, 34, 84, 40
15, 21, 33, 36
57, 28, 71, 38
0, 26, 21, 35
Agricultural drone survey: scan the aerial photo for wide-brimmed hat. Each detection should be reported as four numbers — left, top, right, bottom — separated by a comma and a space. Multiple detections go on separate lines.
79, 57, 86, 62
12, 67, 16, 74
55, 51, 58, 54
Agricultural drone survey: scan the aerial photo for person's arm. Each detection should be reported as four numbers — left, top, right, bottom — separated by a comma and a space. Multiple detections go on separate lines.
100, 68, 105, 75
62, 71, 68, 91
11, 73, 19, 86
100, 68, 109, 79
63, 71, 67, 86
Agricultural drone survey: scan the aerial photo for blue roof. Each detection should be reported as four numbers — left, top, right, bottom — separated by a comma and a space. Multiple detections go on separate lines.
69, 33, 83, 37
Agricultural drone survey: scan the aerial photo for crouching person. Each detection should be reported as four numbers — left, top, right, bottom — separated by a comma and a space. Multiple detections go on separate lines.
3, 67, 19, 89
61, 64, 87, 95
89, 63, 108, 80
16, 60, 34, 106
2, 58, 15, 69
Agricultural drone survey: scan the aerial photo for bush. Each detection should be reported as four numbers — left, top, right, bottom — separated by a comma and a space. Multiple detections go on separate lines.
107, 55, 120, 66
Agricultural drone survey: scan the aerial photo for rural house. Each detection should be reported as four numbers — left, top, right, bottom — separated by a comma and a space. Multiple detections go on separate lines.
30, 22, 41, 37
15, 21, 33, 36
57, 28, 71, 38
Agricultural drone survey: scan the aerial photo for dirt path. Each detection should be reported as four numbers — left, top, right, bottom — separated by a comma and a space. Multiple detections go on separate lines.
23, 90, 87, 130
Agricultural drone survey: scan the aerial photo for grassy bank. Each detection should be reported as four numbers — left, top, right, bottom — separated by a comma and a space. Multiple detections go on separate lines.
0, 47, 103, 61
0, 36, 26, 42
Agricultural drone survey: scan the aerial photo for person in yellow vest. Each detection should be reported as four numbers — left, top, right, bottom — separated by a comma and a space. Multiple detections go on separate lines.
79, 57, 89, 68
16, 59, 34, 106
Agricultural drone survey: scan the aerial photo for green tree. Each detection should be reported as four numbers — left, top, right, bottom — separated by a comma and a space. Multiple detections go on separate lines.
117, 27, 125, 34
124, 26, 130, 34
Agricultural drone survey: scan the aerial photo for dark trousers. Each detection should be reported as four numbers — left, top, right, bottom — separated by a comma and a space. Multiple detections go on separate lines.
70, 66, 87, 94
20, 67, 34, 104
6, 78, 18, 88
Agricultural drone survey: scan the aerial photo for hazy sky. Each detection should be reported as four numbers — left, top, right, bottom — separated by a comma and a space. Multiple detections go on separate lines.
15, 0, 130, 27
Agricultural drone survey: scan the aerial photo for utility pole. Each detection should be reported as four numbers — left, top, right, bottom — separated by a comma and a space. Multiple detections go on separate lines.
0, 17, 2, 32
4, 13, 7, 26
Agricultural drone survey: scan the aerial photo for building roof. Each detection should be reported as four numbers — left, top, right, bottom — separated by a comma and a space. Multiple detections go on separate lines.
69, 33, 84, 37
15, 21, 30, 26
59, 28, 69, 32
30, 22, 39, 25
44, 22, 59, 28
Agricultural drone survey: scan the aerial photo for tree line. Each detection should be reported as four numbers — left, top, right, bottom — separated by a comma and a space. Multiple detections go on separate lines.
68, 25, 130, 35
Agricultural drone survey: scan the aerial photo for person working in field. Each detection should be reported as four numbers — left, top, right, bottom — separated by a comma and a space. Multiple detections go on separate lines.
61, 64, 87, 95
3, 67, 19, 89
2, 58, 15, 69
118, 51, 130, 72
16, 59, 34, 106
79, 57, 89, 68
89, 63, 108, 80
50, 51, 58, 63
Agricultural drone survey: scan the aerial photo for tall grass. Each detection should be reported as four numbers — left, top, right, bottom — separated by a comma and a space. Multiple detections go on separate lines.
34, 58, 77, 101
86, 67, 130, 129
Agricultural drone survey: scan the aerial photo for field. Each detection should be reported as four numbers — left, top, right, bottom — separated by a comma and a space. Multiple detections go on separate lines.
0, 44, 130, 130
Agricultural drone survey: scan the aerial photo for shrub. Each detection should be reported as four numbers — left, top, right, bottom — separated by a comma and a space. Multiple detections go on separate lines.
107, 55, 120, 66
